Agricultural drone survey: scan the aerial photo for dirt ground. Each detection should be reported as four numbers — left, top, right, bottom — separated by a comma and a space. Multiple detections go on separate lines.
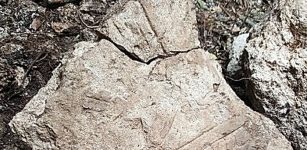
0, 0, 120, 149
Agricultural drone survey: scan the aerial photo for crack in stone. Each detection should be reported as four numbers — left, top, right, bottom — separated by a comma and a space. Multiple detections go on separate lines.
94, 30, 146, 63
94, 30, 200, 65
207, 122, 245, 147
145, 47, 200, 64
176, 125, 216, 149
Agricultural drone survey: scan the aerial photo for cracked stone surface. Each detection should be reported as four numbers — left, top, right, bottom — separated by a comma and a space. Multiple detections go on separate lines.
8, 0, 292, 150
101, 0, 200, 62
241, 0, 307, 149
10, 40, 291, 150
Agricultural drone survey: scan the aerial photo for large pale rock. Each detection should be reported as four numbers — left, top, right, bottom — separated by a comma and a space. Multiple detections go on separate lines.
102, 0, 200, 62
244, 0, 307, 149
9, 40, 291, 150
9, 1, 291, 150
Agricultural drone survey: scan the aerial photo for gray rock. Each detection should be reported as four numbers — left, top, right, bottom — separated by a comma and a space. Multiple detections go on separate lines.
244, 0, 307, 149
227, 33, 249, 75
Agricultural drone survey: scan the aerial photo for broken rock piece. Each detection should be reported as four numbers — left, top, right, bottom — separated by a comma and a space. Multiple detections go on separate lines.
30, 18, 42, 31
9, 39, 292, 149
9, 0, 292, 149
241, 0, 307, 149
227, 33, 249, 76
51, 22, 80, 35
51, 22, 70, 33
102, 0, 200, 62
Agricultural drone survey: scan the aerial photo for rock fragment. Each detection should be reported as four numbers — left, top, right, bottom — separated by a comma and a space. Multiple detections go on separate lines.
30, 18, 42, 31
51, 22, 79, 35
9, 40, 292, 150
227, 33, 249, 75
0, 27, 9, 39
242, 0, 307, 149
102, 0, 200, 62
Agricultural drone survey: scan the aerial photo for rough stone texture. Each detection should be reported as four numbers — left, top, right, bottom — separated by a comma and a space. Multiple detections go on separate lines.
102, 0, 200, 62
243, 0, 307, 149
8, 1, 292, 150
9, 40, 292, 150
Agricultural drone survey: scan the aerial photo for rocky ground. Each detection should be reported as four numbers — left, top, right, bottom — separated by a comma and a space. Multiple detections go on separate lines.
0, 0, 306, 149
0, 0, 117, 149
197, 0, 307, 149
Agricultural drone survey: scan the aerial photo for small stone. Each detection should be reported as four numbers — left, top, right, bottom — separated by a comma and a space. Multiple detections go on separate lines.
29, 18, 42, 31
0, 27, 9, 39
227, 33, 249, 75
51, 22, 68, 33
51, 22, 74, 34
51, 21, 80, 35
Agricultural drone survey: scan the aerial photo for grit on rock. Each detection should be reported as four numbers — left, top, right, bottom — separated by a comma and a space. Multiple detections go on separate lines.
9, 0, 292, 149
244, 0, 307, 149
225, 0, 307, 149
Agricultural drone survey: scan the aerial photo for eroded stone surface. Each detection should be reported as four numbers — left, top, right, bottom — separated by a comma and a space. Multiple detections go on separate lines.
10, 40, 292, 150
243, 0, 307, 149
8, 0, 292, 149
102, 0, 200, 62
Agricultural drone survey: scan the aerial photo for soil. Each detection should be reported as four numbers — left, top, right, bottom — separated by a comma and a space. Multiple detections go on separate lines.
0, 0, 118, 149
